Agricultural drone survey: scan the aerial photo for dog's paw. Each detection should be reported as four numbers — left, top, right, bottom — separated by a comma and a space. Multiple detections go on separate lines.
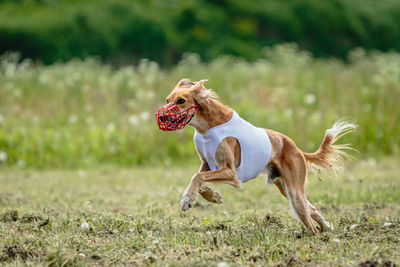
180, 194, 196, 212
324, 221, 334, 232
211, 190, 223, 204
232, 180, 243, 189
237, 181, 243, 189
199, 186, 223, 204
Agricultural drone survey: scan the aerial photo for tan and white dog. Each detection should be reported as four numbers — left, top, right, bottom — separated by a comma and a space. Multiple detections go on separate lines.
156, 78, 355, 234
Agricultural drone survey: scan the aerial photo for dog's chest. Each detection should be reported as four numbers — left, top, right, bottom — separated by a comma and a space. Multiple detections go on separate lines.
194, 112, 272, 183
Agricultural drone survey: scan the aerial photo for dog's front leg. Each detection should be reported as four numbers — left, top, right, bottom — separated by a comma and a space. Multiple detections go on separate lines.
196, 160, 223, 204
180, 167, 238, 211
181, 138, 240, 211
180, 173, 202, 211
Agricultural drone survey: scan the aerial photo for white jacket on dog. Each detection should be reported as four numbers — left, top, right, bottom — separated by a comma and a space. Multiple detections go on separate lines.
194, 112, 272, 183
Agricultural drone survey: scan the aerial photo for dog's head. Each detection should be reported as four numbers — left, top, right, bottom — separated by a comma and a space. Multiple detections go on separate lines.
155, 78, 216, 131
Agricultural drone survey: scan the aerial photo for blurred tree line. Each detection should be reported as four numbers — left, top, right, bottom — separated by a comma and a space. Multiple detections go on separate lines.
0, 0, 399, 65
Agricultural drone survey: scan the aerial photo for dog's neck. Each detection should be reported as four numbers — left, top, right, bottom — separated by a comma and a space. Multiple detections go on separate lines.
189, 99, 233, 134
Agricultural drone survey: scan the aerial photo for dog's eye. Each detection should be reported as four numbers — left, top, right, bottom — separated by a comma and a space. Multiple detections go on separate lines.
177, 99, 185, 104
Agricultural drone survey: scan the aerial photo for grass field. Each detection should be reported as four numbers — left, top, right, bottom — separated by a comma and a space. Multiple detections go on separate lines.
0, 45, 399, 266
0, 158, 399, 266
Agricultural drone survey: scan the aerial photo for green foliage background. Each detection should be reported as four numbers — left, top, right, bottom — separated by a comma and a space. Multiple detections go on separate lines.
0, 0, 399, 64
0, 0, 399, 168
0, 2, 399, 266
1, 45, 399, 168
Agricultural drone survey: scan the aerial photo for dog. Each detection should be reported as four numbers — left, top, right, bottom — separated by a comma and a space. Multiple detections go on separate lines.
155, 78, 355, 234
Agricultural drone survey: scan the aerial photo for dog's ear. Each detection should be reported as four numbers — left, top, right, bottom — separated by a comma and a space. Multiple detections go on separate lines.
190, 80, 210, 103
190, 79, 219, 103
176, 78, 195, 88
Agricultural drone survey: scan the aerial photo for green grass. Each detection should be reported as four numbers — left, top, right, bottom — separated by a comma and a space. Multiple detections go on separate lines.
0, 158, 399, 266
0, 45, 400, 168
0, 47, 399, 265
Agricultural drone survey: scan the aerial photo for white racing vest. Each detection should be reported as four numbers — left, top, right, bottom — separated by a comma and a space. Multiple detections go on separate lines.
193, 112, 272, 183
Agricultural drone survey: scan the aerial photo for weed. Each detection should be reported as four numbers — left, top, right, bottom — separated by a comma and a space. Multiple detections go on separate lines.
0, 47, 399, 168
0, 159, 399, 265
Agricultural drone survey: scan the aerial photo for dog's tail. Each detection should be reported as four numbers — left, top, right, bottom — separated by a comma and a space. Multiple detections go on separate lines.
303, 119, 356, 177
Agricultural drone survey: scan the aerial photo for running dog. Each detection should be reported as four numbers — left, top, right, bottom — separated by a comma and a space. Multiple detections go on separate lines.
155, 79, 355, 234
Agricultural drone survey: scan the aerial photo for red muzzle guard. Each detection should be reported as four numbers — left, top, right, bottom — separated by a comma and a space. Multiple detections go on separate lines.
155, 103, 199, 131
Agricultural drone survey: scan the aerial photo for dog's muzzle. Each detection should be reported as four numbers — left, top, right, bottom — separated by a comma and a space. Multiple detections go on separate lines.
155, 103, 199, 131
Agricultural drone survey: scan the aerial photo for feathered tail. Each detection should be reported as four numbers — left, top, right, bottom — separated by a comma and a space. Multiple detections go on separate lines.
303, 120, 356, 177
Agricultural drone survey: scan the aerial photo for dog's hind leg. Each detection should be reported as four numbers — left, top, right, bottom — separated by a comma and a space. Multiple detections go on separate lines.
274, 173, 329, 233
276, 168, 331, 232
273, 178, 286, 197
270, 156, 332, 232
279, 152, 319, 234
277, 179, 318, 234
307, 201, 333, 232
285, 183, 318, 234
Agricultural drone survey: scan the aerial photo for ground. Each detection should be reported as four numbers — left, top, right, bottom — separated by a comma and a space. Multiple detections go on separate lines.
0, 158, 399, 266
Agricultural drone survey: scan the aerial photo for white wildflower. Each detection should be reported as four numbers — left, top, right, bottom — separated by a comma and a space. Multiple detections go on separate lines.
128, 115, 139, 126
349, 224, 357, 230
383, 222, 394, 227
127, 79, 136, 89
32, 116, 40, 124
298, 107, 307, 117
284, 108, 293, 118
13, 89, 22, 98
17, 160, 26, 168
106, 123, 115, 133
147, 91, 155, 98
39, 73, 50, 84
140, 111, 150, 121
108, 145, 116, 154
127, 99, 136, 109
333, 238, 340, 243
0, 151, 7, 163
84, 201, 91, 205
68, 114, 78, 124
78, 253, 86, 258
145, 254, 157, 263
85, 116, 94, 126
80, 222, 90, 231
363, 103, 372, 112
84, 103, 93, 112
360, 159, 376, 167
304, 93, 316, 105
218, 262, 229, 267
78, 170, 86, 178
